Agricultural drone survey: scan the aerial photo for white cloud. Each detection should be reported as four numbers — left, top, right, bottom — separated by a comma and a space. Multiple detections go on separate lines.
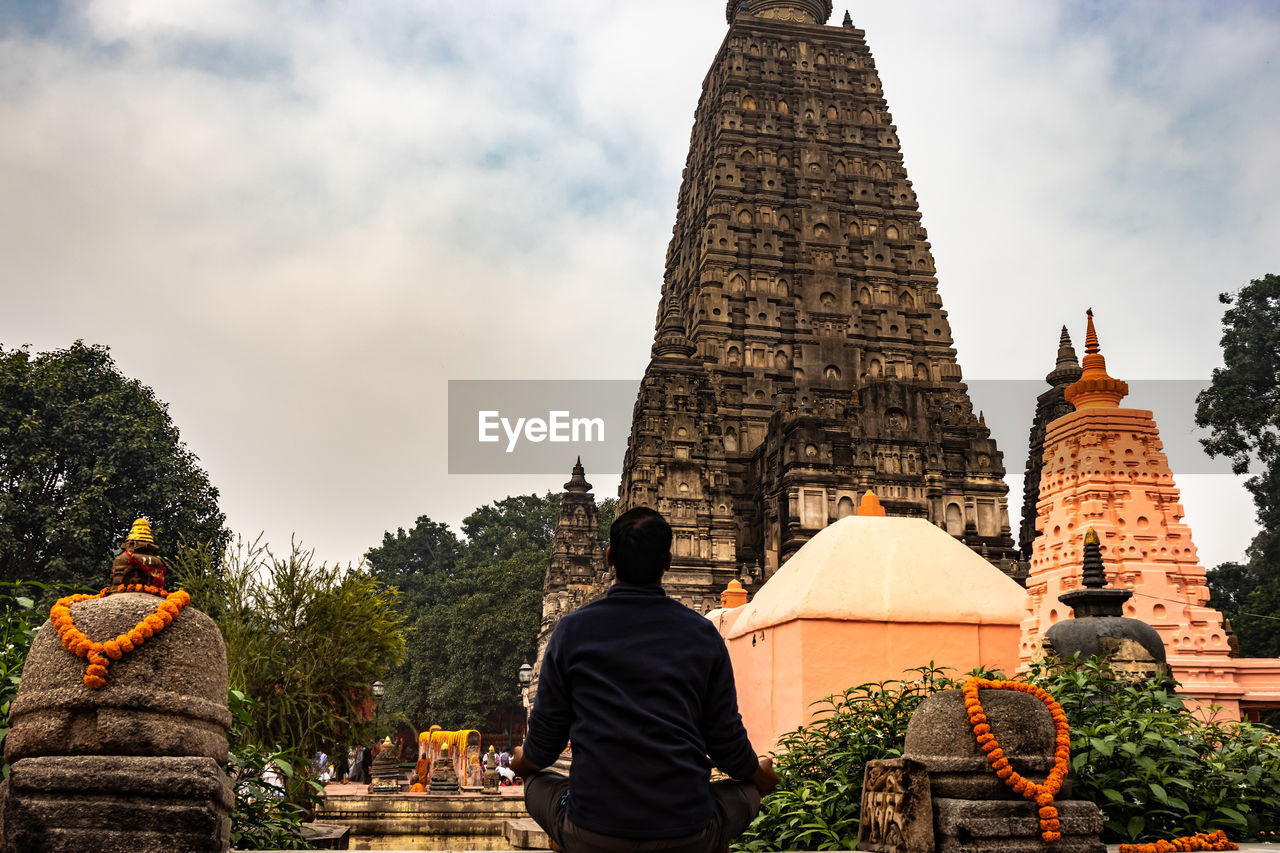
0, 0, 1273, 568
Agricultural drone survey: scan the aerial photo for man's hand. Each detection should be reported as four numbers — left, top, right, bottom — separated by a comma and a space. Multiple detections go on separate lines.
510, 745, 545, 780
752, 756, 779, 797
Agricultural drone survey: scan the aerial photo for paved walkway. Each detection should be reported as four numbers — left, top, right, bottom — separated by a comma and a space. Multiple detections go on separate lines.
241, 840, 1280, 845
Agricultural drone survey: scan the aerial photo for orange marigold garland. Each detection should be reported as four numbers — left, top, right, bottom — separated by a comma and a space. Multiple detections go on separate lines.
962, 677, 1071, 844
50, 585, 191, 689
1118, 831, 1237, 853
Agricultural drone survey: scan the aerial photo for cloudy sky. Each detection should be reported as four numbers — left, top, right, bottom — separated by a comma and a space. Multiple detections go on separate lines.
2, 0, 1275, 570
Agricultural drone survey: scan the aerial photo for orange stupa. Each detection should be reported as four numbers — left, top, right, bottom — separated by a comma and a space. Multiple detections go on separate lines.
1020, 311, 1259, 716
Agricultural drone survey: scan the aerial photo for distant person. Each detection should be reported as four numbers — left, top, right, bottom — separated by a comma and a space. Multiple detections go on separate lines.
360, 742, 374, 783
512, 507, 777, 852
336, 749, 350, 784
351, 745, 365, 783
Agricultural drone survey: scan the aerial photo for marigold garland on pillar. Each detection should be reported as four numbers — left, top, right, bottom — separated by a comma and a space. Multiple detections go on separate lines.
50, 585, 192, 689
961, 676, 1071, 843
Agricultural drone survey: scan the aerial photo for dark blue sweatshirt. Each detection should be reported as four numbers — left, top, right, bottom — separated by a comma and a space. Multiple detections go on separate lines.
522, 582, 760, 839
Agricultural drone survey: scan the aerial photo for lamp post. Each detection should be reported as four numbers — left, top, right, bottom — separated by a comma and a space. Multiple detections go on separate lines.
516, 662, 533, 746
371, 680, 384, 737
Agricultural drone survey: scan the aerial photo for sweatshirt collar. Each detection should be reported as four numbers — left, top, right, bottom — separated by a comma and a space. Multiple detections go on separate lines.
606, 581, 666, 598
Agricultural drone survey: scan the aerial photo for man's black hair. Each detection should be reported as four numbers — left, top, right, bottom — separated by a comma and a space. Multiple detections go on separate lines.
608, 507, 672, 585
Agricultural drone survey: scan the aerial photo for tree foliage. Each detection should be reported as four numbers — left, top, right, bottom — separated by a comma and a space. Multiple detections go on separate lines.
1207, 558, 1280, 658
367, 492, 562, 731
0, 581, 59, 780
0, 341, 228, 588
172, 536, 405, 759
225, 689, 324, 851
1196, 274, 1280, 656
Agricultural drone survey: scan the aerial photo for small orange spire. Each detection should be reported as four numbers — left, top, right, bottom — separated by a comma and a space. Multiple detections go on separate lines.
1064, 309, 1129, 409
721, 579, 748, 609
858, 490, 886, 517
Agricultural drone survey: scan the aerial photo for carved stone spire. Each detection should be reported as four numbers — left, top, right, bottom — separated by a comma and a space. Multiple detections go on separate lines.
1079, 528, 1109, 590
1065, 309, 1129, 409
564, 456, 591, 493
1019, 324, 1085, 559
843, 10, 853, 27
1046, 325, 1081, 386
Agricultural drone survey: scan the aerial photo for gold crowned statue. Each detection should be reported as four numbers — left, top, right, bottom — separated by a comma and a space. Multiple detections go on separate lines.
109, 518, 168, 592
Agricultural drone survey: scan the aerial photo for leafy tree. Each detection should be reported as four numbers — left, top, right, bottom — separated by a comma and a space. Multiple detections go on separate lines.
365, 516, 461, 602
596, 497, 617, 552
369, 492, 561, 731
0, 341, 228, 588
1196, 274, 1280, 656
1207, 556, 1280, 657
172, 536, 406, 760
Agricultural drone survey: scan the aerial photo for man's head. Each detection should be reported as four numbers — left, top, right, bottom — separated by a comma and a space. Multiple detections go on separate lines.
607, 507, 672, 585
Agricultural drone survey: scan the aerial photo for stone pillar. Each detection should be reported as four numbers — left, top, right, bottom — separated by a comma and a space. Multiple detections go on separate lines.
4, 592, 232, 852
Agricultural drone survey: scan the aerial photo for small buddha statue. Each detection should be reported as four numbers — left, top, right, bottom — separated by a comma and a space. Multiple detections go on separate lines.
109, 518, 167, 591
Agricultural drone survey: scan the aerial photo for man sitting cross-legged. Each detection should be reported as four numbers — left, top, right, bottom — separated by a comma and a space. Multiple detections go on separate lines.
512, 507, 777, 852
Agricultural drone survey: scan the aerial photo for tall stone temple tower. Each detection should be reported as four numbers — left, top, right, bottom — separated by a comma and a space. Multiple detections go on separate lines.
1019, 328, 1081, 557
532, 459, 611, 694
617, 0, 1017, 611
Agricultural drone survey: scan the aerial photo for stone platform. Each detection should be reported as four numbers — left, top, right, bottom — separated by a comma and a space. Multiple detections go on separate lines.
317, 786, 530, 850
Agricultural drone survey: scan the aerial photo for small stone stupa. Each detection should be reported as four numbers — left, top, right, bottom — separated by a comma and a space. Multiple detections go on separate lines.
4, 518, 232, 853
1044, 528, 1169, 680
368, 736, 402, 794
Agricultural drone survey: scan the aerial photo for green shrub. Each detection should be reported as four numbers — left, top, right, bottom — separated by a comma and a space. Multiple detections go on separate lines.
734, 664, 959, 851
226, 689, 322, 850
0, 580, 82, 779
1032, 657, 1280, 843
734, 659, 1279, 851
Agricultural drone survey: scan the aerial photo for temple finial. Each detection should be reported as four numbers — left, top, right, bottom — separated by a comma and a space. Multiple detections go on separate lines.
1047, 324, 1082, 385
843, 9, 853, 27
565, 458, 591, 493
1080, 528, 1107, 589
1056, 326, 1078, 368
858, 490, 886, 517
1064, 309, 1128, 409
1083, 308, 1099, 355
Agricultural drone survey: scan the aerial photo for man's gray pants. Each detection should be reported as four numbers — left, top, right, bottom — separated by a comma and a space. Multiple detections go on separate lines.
524, 770, 761, 853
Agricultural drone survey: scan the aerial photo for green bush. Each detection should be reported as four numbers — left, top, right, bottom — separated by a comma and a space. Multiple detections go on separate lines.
1034, 657, 1280, 843
734, 659, 1280, 851
226, 689, 322, 850
0, 582, 43, 778
734, 665, 958, 851
0, 580, 83, 779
